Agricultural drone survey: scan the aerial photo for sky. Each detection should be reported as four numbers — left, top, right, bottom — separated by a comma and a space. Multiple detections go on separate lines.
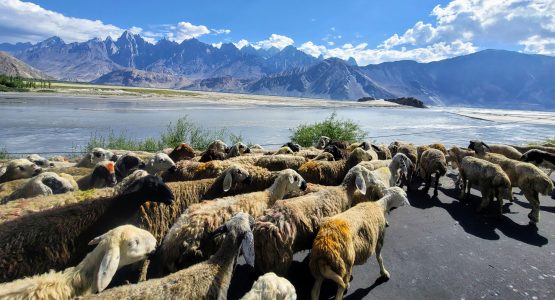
0, 0, 554, 65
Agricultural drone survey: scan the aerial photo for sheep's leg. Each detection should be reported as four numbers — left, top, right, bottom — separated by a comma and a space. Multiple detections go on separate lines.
311, 277, 323, 300
335, 286, 346, 300
344, 266, 352, 289
459, 178, 467, 200
376, 234, 390, 279
496, 189, 504, 217
524, 191, 540, 224
433, 172, 440, 197
466, 182, 471, 199
424, 173, 431, 193
477, 186, 490, 212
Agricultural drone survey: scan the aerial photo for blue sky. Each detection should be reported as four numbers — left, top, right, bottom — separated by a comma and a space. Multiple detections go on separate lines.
1, 0, 554, 65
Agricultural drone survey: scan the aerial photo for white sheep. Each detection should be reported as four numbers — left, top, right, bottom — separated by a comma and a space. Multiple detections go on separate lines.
145, 153, 176, 175
2, 172, 75, 204
241, 272, 296, 300
159, 169, 307, 273
0, 159, 42, 183
76, 148, 115, 168
459, 156, 512, 216
0, 225, 156, 299
469, 140, 554, 224
79, 213, 255, 300
26, 154, 54, 168
309, 187, 409, 300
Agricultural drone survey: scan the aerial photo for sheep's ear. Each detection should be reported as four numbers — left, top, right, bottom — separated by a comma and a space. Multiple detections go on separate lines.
97, 245, 120, 292
241, 231, 255, 267
355, 173, 366, 195
371, 144, 381, 152
223, 171, 233, 192
481, 142, 491, 151
88, 233, 107, 245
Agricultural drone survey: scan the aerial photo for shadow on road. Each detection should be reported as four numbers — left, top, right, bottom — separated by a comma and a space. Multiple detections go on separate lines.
344, 276, 389, 300
408, 182, 548, 247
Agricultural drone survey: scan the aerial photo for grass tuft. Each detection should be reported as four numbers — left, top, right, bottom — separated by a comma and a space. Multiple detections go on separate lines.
290, 112, 367, 147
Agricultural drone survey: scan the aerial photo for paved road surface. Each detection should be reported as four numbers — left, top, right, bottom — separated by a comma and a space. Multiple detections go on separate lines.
228, 170, 555, 299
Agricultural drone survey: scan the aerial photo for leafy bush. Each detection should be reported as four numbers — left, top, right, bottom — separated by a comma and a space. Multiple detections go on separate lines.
290, 112, 367, 147
85, 116, 243, 152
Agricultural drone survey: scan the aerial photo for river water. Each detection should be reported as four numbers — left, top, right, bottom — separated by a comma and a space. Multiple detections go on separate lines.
1, 94, 554, 154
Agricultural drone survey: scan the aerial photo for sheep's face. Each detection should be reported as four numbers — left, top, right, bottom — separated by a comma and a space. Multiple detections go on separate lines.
521, 150, 544, 165
211, 212, 255, 267
91, 161, 117, 188
124, 175, 174, 205
385, 187, 410, 210
117, 226, 157, 266
468, 140, 489, 154
41, 172, 75, 194
280, 169, 307, 193
222, 166, 251, 192
315, 136, 330, 149
149, 153, 177, 174
27, 154, 53, 168
324, 145, 344, 160
6, 159, 42, 180
236, 142, 249, 154
209, 140, 228, 153
276, 146, 294, 155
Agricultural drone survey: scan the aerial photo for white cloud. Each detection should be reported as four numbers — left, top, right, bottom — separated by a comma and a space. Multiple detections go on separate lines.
252, 34, 294, 50
379, 0, 555, 55
299, 40, 476, 65
166, 22, 210, 42
212, 28, 231, 35
233, 39, 250, 49
212, 42, 223, 48
0, 0, 124, 43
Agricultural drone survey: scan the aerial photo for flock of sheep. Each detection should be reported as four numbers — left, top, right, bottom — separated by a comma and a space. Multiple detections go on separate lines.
0, 137, 553, 300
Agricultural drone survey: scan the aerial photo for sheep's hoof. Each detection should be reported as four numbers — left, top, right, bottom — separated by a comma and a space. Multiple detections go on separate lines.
380, 270, 390, 280
433, 191, 438, 198
385, 221, 390, 227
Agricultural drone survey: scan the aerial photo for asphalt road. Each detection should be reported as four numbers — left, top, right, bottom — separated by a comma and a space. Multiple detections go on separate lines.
228, 170, 555, 299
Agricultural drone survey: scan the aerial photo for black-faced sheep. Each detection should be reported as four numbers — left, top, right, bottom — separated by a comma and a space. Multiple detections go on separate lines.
0, 225, 156, 299
309, 187, 409, 300
77, 161, 117, 190
159, 169, 307, 273
0, 175, 174, 283
521, 149, 555, 176
114, 152, 145, 181
226, 142, 251, 159
79, 213, 255, 300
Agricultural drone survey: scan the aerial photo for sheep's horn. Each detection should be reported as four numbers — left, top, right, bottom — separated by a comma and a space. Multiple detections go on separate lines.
481, 142, 491, 150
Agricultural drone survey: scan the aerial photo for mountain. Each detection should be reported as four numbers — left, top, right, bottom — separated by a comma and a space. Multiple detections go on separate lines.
4, 33, 555, 109
0, 42, 32, 53
92, 68, 191, 88
0, 51, 50, 79
362, 49, 555, 108
249, 58, 394, 100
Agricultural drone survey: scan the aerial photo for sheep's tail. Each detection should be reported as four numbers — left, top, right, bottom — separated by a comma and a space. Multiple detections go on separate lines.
253, 206, 299, 275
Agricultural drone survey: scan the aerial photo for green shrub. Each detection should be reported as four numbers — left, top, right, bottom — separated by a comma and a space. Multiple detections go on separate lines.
290, 112, 367, 147
0, 147, 9, 160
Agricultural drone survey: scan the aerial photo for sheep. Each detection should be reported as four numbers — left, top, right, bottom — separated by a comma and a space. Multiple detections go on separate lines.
114, 152, 145, 181
275, 146, 294, 155
389, 142, 417, 189
253, 164, 375, 275
226, 142, 251, 159
159, 169, 307, 273
0, 159, 42, 183
324, 145, 347, 160
521, 149, 555, 176
75, 148, 116, 168
78, 213, 256, 300
362, 154, 410, 202
309, 187, 409, 300
241, 272, 296, 300
168, 143, 196, 162
468, 140, 554, 224
77, 161, 117, 191
0, 175, 174, 283
298, 148, 373, 185
459, 156, 512, 216
417, 149, 448, 197
0, 225, 156, 299
26, 154, 54, 168
199, 149, 226, 162
282, 142, 301, 152
315, 136, 331, 149
484, 144, 523, 160
346, 141, 370, 151
251, 144, 264, 150
144, 153, 176, 175
512, 145, 555, 155
255, 155, 307, 171
2, 172, 75, 204
163, 160, 233, 182
358, 159, 392, 171
374, 144, 392, 160
416, 144, 447, 172
447, 146, 475, 170
207, 139, 229, 154
312, 152, 335, 161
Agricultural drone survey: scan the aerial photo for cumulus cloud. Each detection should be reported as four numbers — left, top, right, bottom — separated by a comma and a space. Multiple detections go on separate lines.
379, 0, 555, 54
0, 0, 124, 43
251, 34, 294, 49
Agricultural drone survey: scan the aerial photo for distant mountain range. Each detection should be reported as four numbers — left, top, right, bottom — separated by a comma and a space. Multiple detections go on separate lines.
1, 31, 555, 109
